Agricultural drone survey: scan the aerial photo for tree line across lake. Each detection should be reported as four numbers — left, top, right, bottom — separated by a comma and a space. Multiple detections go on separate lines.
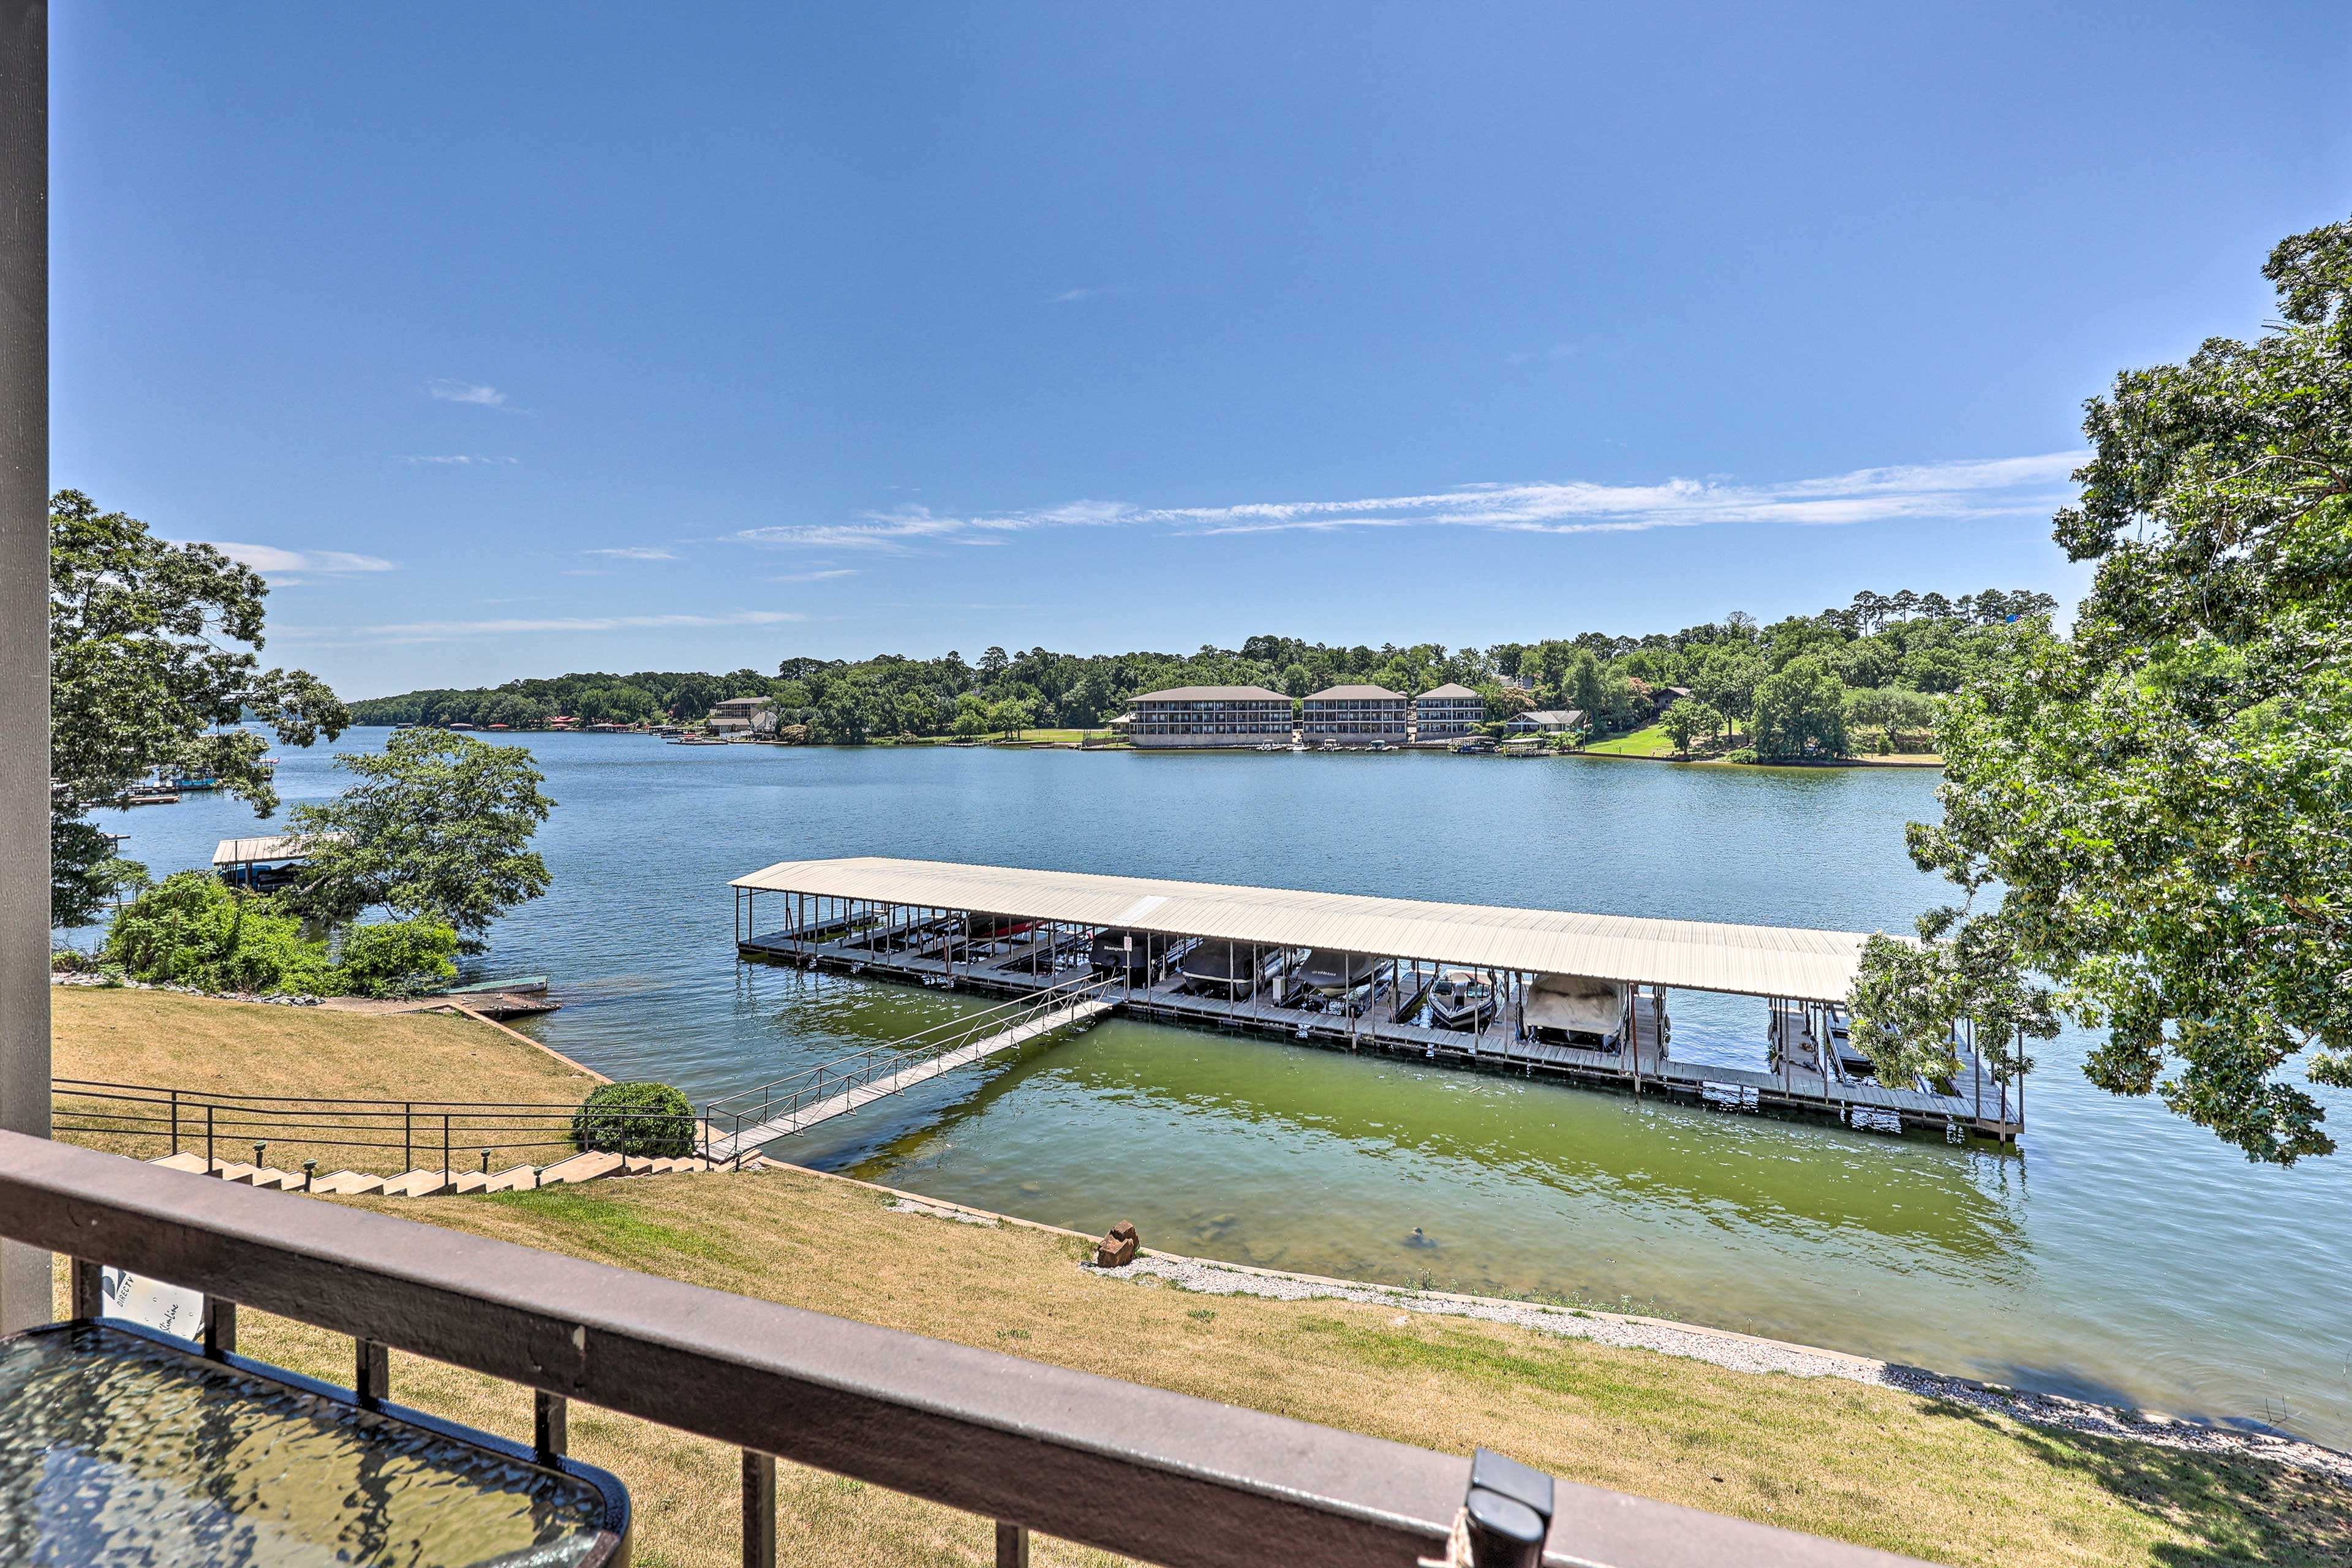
347, 586, 2057, 756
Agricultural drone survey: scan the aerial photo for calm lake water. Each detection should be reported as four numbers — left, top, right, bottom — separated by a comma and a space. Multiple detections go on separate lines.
82, 733, 2352, 1448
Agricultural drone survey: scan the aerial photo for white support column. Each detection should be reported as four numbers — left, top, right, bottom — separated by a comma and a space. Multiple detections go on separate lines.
0, 0, 47, 1336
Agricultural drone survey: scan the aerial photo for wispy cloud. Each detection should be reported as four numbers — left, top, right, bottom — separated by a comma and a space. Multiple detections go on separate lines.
403, 453, 517, 465
426, 378, 508, 407
341, 609, 800, 643
585, 546, 678, 560
769, 568, 859, 582
1044, 284, 1139, 304
200, 541, 398, 577
731, 452, 2086, 552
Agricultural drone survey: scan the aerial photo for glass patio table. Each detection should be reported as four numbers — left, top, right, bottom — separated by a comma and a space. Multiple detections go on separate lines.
0, 1319, 628, 1567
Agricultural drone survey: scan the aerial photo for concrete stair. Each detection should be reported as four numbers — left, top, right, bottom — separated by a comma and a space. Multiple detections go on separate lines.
144, 1147, 782, 1200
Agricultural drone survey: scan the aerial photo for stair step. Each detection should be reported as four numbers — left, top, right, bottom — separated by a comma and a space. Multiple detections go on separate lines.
450, 1172, 489, 1194
148, 1152, 209, 1174
622, 1155, 655, 1175
383, 1170, 452, 1197
537, 1151, 624, 1186
314, 1170, 382, 1195
216, 1163, 264, 1185
483, 1164, 538, 1193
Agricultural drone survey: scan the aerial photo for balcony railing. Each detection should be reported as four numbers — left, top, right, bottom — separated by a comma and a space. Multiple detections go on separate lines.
0, 1132, 1924, 1568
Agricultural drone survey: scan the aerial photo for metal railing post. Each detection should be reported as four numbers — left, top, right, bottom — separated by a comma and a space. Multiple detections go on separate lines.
206, 1103, 216, 1172
170, 1088, 179, 1155
355, 1336, 389, 1409
742, 1449, 776, 1568
404, 1103, 412, 1173
535, 1390, 568, 1464
442, 1113, 450, 1178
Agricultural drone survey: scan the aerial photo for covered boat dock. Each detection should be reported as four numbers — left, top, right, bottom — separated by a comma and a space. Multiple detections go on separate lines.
728, 857, 2020, 1140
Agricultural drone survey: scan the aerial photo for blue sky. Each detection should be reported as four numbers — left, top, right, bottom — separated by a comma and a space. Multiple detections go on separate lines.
54, 2, 2352, 697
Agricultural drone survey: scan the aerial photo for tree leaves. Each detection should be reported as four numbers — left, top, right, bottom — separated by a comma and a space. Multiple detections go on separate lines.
1852, 214, 2352, 1164
48, 491, 350, 927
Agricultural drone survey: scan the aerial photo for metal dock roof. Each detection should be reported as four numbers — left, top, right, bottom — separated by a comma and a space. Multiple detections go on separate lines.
731, 857, 1874, 1001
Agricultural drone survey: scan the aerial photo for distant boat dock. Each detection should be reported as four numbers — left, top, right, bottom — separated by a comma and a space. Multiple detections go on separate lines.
725, 857, 2021, 1153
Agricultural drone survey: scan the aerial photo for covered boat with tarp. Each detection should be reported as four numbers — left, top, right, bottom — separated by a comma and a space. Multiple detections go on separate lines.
1091, 927, 1178, 980
1524, 973, 1629, 1049
1294, 949, 1378, 997
1177, 940, 1283, 998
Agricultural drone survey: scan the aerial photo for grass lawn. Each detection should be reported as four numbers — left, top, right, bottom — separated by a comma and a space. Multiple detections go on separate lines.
51, 987, 600, 1172
44, 992, 2352, 1567
1580, 724, 1689, 757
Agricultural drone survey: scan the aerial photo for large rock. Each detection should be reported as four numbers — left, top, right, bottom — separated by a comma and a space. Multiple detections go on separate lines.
1094, 1220, 1139, 1268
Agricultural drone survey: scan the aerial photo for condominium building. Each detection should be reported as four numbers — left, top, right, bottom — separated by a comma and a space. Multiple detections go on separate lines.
1412, 682, 1486, 741
1127, 685, 1294, 748
1301, 684, 1408, 745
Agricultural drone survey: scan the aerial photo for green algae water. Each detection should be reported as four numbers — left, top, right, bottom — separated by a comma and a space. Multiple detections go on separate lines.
89, 735, 2352, 1448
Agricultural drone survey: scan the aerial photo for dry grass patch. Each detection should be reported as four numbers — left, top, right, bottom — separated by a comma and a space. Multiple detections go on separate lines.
51, 989, 598, 1173
206, 1169, 2350, 1568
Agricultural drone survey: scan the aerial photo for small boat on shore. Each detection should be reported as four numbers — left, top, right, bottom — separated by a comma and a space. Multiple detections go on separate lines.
1427, 968, 1494, 1030
442, 974, 551, 997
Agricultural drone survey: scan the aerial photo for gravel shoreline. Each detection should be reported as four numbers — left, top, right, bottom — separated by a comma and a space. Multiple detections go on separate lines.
1084, 1250, 2352, 1486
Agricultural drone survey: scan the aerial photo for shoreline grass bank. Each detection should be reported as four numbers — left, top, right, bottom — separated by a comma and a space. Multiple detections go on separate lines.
45, 990, 2352, 1566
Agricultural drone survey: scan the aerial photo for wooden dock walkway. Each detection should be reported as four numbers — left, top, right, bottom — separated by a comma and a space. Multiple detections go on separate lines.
704, 987, 1114, 1160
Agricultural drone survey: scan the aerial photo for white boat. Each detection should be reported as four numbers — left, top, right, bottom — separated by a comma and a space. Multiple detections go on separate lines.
1524, 973, 1629, 1049
1426, 968, 1494, 1030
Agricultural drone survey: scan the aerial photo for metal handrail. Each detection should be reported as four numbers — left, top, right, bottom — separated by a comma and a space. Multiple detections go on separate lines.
51, 1080, 696, 1173
0, 1133, 1921, 1568
701, 976, 1114, 1159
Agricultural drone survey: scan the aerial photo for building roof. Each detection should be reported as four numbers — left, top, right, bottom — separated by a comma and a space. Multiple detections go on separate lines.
1305, 684, 1404, 701
1510, 709, 1587, 726
1415, 683, 1480, 700
1133, 685, 1291, 703
731, 856, 1872, 1001
213, 834, 328, 865
710, 695, 773, 710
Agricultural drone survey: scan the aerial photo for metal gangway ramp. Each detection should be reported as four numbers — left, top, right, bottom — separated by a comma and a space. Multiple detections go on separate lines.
701, 977, 1115, 1163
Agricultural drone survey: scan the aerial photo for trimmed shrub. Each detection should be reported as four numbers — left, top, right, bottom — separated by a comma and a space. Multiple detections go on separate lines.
1722, 747, 1761, 765
571, 1081, 695, 1158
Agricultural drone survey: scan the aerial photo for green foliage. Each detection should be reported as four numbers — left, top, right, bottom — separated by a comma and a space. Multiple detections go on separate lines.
1660, 698, 1721, 756
330, 916, 460, 998
284, 729, 554, 954
99, 871, 459, 997
103, 873, 336, 995
572, 1081, 696, 1158
1853, 213, 2352, 1163
48, 490, 347, 925
1749, 656, 1849, 758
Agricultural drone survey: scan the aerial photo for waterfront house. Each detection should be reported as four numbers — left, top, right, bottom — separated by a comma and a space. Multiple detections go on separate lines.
1505, 709, 1586, 734
1128, 685, 1293, 748
706, 695, 778, 736
1302, 684, 1408, 747
1412, 683, 1485, 741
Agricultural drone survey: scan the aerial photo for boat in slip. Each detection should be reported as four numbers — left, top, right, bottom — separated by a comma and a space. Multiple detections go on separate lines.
1426, 968, 1496, 1030
1177, 940, 1284, 998
1294, 949, 1378, 998
1090, 927, 1177, 981
1524, 972, 1631, 1050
